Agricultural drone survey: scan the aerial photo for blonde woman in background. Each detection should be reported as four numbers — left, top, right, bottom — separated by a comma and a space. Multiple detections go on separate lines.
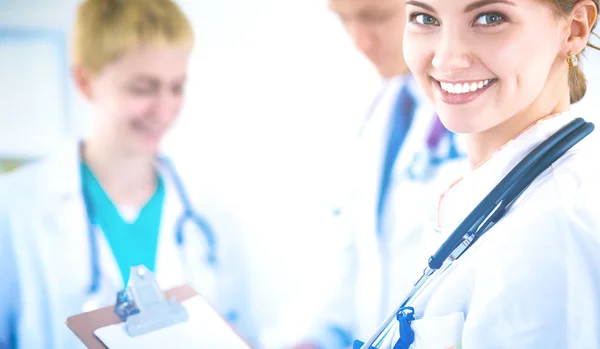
0, 1, 253, 348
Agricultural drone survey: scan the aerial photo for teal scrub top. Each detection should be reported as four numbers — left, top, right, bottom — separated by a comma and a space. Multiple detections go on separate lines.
81, 163, 165, 285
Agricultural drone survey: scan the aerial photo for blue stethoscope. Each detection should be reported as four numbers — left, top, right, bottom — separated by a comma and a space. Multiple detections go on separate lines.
356, 117, 595, 349
79, 149, 217, 300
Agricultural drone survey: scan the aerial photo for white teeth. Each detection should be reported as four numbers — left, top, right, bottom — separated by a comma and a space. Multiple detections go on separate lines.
440, 79, 493, 94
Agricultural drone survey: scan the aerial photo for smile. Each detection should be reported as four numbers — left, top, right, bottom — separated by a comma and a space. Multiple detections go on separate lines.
440, 79, 494, 94
432, 77, 497, 105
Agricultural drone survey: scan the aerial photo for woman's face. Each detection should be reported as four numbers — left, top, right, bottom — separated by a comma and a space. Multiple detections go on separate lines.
403, 0, 571, 135
85, 46, 190, 156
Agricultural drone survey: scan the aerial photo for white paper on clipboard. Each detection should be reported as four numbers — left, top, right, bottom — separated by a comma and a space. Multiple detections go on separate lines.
94, 296, 252, 349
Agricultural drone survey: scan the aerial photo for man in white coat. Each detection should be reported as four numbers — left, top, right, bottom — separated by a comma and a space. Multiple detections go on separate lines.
288, 0, 468, 348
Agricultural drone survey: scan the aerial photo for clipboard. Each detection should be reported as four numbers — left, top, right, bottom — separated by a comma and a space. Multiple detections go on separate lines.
66, 265, 253, 348
66, 285, 196, 349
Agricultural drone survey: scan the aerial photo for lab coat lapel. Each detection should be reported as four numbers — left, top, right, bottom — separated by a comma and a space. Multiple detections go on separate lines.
382, 88, 439, 240
40, 141, 90, 288
356, 77, 405, 224
358, 75, 436, 237
42, 140, 123, 300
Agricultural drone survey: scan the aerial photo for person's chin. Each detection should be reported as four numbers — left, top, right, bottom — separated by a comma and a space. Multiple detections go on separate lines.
129, 136, 163, 157
434, 107, 485, 134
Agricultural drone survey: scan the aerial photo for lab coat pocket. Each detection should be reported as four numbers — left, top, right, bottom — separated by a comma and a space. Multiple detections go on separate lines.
411, 312, 464, 349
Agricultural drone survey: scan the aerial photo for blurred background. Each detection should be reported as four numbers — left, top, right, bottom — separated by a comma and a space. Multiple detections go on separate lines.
0, 0, 598, 346
0, 0, 381, 344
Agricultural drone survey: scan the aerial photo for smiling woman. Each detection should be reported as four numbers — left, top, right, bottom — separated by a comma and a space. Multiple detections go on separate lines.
354, 0, 600, 348
403, 0, 599, 163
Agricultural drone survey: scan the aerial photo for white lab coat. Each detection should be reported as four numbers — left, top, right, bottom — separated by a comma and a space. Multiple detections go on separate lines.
0, 140, 253, 349
278, 74, 468, 349
379, 112, 600, 348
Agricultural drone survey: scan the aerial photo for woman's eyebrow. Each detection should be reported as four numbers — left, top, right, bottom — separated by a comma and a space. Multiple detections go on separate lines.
464, 0, 516, 13
405, 0, 516, 13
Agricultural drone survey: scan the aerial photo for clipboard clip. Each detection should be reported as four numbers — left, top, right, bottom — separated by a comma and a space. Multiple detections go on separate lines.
113, 265, 189, 336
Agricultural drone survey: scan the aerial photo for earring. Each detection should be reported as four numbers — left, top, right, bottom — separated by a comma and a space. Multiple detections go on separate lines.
567, 51, 579, 67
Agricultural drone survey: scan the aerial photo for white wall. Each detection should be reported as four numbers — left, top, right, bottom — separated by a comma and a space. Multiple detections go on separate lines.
166, 0, 379, 341
0, 0, 88, 158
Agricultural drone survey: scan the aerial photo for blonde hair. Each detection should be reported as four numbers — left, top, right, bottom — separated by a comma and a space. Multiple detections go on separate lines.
71, 0, 194, 74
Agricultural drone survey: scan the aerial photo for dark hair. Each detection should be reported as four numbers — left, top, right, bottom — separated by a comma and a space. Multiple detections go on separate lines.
544, 0, 599, 103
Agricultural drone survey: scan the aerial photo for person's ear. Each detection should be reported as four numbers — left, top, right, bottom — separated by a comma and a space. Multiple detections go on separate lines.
564, 0, 598, 54
71, 64, 94, 101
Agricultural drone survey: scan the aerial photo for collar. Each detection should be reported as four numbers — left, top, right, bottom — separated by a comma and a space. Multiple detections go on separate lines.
39, 139, 172, 202
437, 112, 576, 231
